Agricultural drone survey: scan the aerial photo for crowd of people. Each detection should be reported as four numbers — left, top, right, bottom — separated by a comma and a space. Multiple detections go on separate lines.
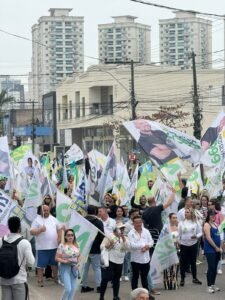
1, 156, 225, 300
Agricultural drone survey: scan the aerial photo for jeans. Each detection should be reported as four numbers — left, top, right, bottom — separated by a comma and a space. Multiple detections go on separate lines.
205, 252, 220, 286
131, 262, 150, 290
122, 252, 130, 277
100, 261, 123, 298
2, 283, 28, 300
180, 243, 198, 280
59, 264, 77, 300
147, 269, 153, 290
82, 254, 101, 287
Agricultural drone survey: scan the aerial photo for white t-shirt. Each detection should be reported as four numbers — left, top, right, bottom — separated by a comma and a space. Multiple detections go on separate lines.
102, 217, 116, 236
31, 215, 61, 250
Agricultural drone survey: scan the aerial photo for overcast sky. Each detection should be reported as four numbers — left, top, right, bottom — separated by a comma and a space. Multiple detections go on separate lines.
0, 0, 224, 87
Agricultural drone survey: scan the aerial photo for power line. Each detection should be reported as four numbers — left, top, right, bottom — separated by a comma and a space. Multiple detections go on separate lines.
130, 0, 225, 18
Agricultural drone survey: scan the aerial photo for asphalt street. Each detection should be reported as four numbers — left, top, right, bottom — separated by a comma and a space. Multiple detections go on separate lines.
21, 256, 225, 300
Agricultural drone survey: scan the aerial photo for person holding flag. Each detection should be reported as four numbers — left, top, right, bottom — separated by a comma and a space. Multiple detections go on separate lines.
55, 228, 80, 300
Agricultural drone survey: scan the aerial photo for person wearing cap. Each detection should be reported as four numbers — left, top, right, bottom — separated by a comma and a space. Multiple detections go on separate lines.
99, 223, 129, 300
130, 287, 149, 300
203, 209, 222, 293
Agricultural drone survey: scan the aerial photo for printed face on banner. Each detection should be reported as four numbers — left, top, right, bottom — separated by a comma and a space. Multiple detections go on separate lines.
123, 119, 201, 167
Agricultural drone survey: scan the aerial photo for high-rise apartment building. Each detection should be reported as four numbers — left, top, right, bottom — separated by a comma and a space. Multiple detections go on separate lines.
30, 8, 84, 103
98, 16, 151, 64
159, 11, 212, 69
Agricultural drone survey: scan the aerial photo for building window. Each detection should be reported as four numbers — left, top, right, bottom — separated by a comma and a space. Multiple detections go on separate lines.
69, 101, 72, 119
55, 22, 62, 26
56, 28, 62, 33
56, 47, 63, 52
58, 104, 60, 121
65, 41, 72, 46
116, 28, 121, 32
82, 97, 85, 116
65, 22, 71, 26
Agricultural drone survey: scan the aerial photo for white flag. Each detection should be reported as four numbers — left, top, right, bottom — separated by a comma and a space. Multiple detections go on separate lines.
150, 223, 179, 284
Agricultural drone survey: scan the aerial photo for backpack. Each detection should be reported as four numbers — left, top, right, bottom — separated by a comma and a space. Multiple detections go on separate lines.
0, 237, 24, 279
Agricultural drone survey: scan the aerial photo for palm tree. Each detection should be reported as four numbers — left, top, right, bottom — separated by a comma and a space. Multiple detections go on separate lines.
0, 90, 14, 136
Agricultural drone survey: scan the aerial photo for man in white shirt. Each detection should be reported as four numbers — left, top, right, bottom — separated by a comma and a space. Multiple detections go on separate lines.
98, 207, 116, 236
0, 216, 35, 300
30, 204, 62, 287
128, 215, 153, 293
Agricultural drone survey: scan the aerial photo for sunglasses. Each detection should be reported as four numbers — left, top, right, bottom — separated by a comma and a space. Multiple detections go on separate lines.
66, 234, 74, 237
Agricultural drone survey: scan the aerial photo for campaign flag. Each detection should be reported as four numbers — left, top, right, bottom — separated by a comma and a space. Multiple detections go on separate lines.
72, 166, 86, 211
204, 164, 223, 198
151, 177, 179, 219
10, 145, 32, 163
135, 161, 154, 204
123, 119, 201, 166
56, 190, 99, 293
187, 165, 203, 195
150, 223, 179, 284
96, 142, 117, 202
23, 178, 42, 208
113, 163, 130, 204
0, 190, 29, 237
121, 164, 139, 206
0, 136, 10, 177
201, 111, 225, 167
65, 143, 84, 165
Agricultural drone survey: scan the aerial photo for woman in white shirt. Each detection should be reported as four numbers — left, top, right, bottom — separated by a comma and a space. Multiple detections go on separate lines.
99, 223, 129, 300
178, 208, 202, 287
55, 229, 80, 300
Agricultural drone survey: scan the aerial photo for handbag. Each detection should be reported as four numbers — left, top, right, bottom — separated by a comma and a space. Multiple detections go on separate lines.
100, 247, 109, 268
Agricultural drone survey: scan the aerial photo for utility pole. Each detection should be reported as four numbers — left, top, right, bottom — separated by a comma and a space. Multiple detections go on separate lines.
105, 59, 138, 151
191, 51, 204, 182
191, 51, 201, 140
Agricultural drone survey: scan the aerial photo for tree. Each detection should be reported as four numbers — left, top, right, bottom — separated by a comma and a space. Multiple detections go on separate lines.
142, 104, 193, 129
0, 90, 14, 136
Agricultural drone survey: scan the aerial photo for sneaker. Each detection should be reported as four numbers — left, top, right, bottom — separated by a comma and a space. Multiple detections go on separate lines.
149, 293, 155, 300
97, 287, 101, 293
120, 278, 122, 282
149, 289, 160, 295
207, 286, 215, 293
217, 269, 223, 275
180, 279, 185, 287
212, 285, 220, 292
193, 278, 202, 285
81, 286, 94, 293
123, 276, 129, 282
196, 259, 202, 265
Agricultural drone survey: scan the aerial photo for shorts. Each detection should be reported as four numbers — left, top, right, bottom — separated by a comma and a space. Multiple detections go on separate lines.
36, 249, 58, 268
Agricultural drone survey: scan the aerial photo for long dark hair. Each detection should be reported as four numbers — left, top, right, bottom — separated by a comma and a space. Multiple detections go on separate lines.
64, 229, 79, 247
